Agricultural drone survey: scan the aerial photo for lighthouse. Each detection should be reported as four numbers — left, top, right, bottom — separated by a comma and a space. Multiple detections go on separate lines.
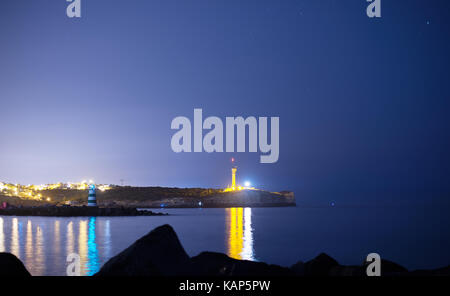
231, 167, 237, 189
223, 157, 240, 192
88, 184, 97, 207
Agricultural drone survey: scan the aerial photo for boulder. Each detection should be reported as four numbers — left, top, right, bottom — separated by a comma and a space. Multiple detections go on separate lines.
362, 258, 408, 276
303, 253, 339, 276
92, 224, 447, 277
410, 265, 450, 276
379, 259, 408, 275
95, 224, 191, 276
328, 265, 365, 276
190, 252, 293, 276
290, 261, 305, 275
0, 253, 31, 276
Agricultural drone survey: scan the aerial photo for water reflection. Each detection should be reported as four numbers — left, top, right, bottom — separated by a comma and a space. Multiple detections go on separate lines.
0, 217, 103, 276
103, 220, 111, 260
11, 218, 19, 257
35, 224, 45, 275
78, 220, 87, 269
0, 209, 256, 275
86, 217, 99, 275
53, 220, 60, 267
66, 221, 74, 255
226, 208, 255, 260
25, 220, 33, 267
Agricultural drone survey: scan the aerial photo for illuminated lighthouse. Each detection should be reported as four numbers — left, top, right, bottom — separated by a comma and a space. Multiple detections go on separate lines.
231, 157, 237, 190
231, 167, 237, 189
224, 157, 254, 192
88, 184, 97, 207
223, 157, 255, 192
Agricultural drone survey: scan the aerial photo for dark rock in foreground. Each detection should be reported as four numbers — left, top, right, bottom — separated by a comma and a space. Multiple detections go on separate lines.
0, 205, 166, 217
96, 224, 450, 277
409, 265, 450, 276
96, 224, 291, 276
0, 253, 31, 276
96, 225, 191, 276
363, 258, 408, 276
190, 252, 292, 276
304, 253, 339, 276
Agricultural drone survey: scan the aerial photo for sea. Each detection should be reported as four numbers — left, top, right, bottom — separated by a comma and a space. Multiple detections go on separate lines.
0, 206, 449, 276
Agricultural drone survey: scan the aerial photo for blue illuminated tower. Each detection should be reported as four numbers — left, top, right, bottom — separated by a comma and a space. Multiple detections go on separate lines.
88, 184, 97, 207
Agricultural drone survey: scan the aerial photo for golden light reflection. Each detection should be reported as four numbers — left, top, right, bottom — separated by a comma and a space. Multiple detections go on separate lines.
35, 225, 45, 275
78, 220, 88, 275
226, 208, 255, 261
53, 221, 61, 266
66, 221, 74, 255
11, 218, 19, 257
25, 220, 33, 268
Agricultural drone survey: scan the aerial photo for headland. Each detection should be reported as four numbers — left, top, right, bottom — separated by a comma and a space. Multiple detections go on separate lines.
0, 186, 295, 211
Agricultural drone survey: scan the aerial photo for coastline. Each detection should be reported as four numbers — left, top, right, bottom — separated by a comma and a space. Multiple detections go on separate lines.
0, 205, 167, 217
0, 187, 296, 212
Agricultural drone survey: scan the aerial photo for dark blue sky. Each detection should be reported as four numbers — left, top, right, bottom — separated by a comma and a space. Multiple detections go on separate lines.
1, 0, 449, 205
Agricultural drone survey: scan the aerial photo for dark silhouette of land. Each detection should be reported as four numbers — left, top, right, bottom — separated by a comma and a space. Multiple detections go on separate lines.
0, 186, 295, 209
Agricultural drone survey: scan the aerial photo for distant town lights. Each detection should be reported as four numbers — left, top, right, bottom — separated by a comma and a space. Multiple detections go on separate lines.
0, 181, 111, 201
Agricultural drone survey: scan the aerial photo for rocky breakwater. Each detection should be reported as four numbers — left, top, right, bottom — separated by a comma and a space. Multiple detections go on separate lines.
201, 190, 295, 208
143, 190, 296, 208
94, 225, 450, 276
0, 205, 167, 217
2, 224, 450, 276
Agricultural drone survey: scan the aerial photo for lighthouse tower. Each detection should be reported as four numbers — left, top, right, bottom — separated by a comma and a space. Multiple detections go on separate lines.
88, 184, 97, 207
230, 157, 237, 190
231, 167, 237, 189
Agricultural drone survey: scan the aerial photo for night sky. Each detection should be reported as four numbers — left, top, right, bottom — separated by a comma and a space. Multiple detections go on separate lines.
1, 0, 449, 205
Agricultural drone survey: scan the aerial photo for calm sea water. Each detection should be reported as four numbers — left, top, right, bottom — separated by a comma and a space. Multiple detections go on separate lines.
0, 206, 449, 276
